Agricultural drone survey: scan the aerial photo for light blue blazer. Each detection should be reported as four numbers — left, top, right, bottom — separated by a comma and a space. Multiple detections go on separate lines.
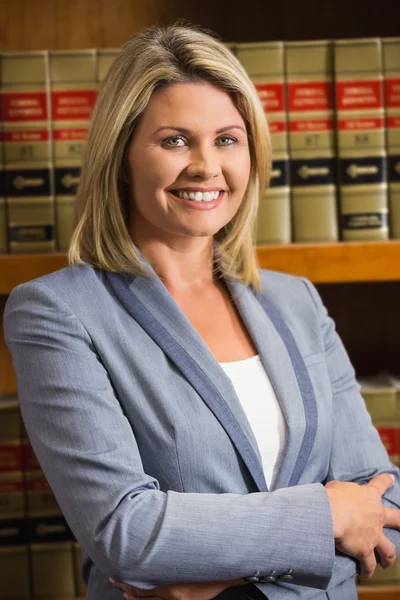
4, 259, 400, 600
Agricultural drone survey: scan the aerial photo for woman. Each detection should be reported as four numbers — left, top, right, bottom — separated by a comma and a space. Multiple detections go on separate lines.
4, 23, 400, 600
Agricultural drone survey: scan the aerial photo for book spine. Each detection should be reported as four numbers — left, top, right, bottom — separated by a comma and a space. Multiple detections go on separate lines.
236, 42, 290, 244
50, 50, 98, 252
0, 53, 8, 254
334, 38, 388, 240
2, 51, 56, 253
375, 422, 400, 466
22, 427, 76, 598
383, 38, 400, 239
96, 48, 120, 86
0, 398, 31, 599
73, 540, 87, 597
286, 40, 338, 242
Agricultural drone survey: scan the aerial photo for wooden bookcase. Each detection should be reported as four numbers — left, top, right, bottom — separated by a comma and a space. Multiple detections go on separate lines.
1, 0, 400, 598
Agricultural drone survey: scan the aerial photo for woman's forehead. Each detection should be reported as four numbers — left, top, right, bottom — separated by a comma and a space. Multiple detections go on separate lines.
137, 82, 245, 133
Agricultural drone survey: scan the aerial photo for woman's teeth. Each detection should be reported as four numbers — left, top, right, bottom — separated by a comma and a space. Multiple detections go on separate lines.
175, 190, 221, 202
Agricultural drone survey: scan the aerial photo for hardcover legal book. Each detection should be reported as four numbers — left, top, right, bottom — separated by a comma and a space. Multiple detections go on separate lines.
0, 54, 7, 254
285, 40, 338, 242
334, 38, 388, 240
236, 41, 290, 244
22, 423, 75, 599
96, 48, 120, 85
1, 51, 55, 253
49, 50, 97, 251
382, 38, 400, 238
0, 397, 30, 599
73, 541, 87, 597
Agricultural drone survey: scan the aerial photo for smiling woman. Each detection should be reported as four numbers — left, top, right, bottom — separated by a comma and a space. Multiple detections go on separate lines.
4, 21, 400, 600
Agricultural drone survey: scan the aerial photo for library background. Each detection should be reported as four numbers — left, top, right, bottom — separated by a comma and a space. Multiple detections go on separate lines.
1, 0, 400, 598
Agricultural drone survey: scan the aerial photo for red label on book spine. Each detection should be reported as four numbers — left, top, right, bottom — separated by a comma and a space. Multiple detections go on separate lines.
53, 128, 89, 141
254, 83, 285, 113
2, 92, 48, 121
377, 427, 400, 455
26, 478, 52, 492
385, 78, 400, 108
387, 116, 400, 129
338, 117, 384, 131
0, 480, 24, 493
268, 121, 287, 134
288, 82, 332, 112
5, 130, 50, 142
0, 444, 22, 472
336, 80, 383, 110
289, 119, 334, 132
22, 443, 42, 472
52, 90, 97, 120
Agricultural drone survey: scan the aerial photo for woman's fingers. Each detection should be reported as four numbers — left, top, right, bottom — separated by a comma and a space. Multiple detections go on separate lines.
383, 506, 400, 529
109, 579, 153, 597
358, 551, 377, 580
374, 533, 397, 569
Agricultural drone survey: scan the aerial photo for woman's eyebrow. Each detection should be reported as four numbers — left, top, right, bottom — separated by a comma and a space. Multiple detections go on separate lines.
152, 125, 246, 135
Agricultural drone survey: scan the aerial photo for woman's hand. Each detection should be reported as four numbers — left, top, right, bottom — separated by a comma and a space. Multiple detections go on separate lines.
109, 578, 246, 600
325, 473, 400, 579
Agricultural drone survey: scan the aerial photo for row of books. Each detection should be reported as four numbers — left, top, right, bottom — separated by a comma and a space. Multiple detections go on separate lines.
0, 396, 86, 599
0, 37, 399, 254
358, 373, 400, 585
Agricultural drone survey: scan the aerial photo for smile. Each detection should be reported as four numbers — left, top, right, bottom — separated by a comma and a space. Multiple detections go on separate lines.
170, 190, 222, 203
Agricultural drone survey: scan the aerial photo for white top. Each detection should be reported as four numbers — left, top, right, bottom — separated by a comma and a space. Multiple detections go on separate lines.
219, 355, 287, 488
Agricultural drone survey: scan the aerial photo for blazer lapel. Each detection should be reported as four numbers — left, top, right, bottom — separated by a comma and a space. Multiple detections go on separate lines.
105, 269, 268, 493
226, 277, 318, 489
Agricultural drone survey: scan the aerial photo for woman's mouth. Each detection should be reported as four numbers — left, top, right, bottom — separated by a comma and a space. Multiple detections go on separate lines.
168, 189, 225, 210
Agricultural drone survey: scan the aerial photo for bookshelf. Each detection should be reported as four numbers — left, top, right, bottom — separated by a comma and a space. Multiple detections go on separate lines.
1, 0, 400, 598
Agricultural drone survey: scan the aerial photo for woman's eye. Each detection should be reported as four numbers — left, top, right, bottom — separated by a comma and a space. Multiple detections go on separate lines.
217, 136, 236, 146
163, 136, 186, 147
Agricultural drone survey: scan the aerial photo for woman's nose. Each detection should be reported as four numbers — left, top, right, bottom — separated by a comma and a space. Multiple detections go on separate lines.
186, 147, 221, 180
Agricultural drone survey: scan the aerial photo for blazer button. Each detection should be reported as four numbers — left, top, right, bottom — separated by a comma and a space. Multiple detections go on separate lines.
281, 570, 293, 581
243, 571, 260, 583
259, 570, 276, 583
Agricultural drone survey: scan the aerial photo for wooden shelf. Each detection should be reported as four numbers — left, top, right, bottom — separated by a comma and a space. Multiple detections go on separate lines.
256, 240, 400, 284
1, 241, 400, 294
358, 584, 400, 599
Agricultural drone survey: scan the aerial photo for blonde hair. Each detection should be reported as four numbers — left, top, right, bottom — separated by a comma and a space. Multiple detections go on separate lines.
69, 22, 271, 290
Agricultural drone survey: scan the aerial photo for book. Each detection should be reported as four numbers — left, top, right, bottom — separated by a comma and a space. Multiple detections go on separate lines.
383, 38, 400, 239
334, 38, 388, 241
0, 397, 30, 599
73, 540, 87, 597
0, 54, 7, 254
358, 374, 400, 466
1, 51, 55, 253
49, 50, 97, 252
22, 422, 76, 599
285, 40, 338, 242
96, 48, 120, 86
236, 41, 291, 244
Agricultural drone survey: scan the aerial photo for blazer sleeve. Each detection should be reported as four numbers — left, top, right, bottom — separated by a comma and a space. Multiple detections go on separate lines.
4, 279, 336, 591
301, 278, 400, 591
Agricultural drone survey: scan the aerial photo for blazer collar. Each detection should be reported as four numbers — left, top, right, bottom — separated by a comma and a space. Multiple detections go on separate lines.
104, 257, 318, 493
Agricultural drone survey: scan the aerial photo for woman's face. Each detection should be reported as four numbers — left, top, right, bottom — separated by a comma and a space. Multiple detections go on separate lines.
126, 81, 251, 244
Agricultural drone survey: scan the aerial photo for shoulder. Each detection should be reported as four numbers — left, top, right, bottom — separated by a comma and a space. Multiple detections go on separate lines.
257, 268, 320, 312
5, 264, 110, 317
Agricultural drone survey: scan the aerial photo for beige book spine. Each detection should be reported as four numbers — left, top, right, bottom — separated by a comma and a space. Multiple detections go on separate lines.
97, 48, 120, 85
383, 38, 400, 239
73, 541, 87, 597
334, 38, 388, 240
1, 51, 55, 253
0, 54, 7, 254
236, 41, 290, 244
50, 50, 97, 251
0, 398, 31, 599
286, 40, 338, 242
22, 427, 76, 598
